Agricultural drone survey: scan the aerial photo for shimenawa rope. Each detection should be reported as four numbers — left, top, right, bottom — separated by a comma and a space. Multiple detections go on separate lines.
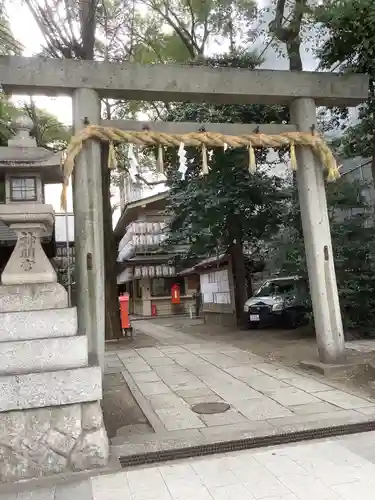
60, 125, 340, 209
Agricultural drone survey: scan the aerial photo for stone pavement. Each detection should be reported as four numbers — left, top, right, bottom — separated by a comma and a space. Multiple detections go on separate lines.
4, 431, 375, 499
346, 339, 375, 354
3, 320, 375, 499
106, 321, 375, 456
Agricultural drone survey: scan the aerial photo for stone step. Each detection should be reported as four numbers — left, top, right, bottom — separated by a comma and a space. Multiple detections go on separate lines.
0, 365, 102, 412
0, 335, 88, 375
0, 307, 77, 341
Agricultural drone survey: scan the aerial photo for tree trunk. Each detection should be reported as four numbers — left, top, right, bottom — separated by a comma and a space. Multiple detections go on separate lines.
246, 273, 253, 299
101, 143, 122, 340
79, 0, 97, 59
286, 39, 303, 71
228, 240, 248, 328
270, 0, 307, 73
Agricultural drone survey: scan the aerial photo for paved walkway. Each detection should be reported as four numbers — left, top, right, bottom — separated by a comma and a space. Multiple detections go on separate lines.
107, 321, 375, 456
3, 321, 375, 499
5, 432, 375, 499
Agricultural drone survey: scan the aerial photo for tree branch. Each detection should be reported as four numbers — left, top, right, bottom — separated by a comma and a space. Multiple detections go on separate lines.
185, 0, 196, 39
141, 0, 197, 57
269, 0, 307, 71
135, 173, 165, 186
63, 0, 77, 44
162, 0, 201, 54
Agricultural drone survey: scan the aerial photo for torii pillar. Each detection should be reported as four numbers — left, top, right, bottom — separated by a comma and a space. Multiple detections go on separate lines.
72, 88, 105, 370
291, 98, 345, 366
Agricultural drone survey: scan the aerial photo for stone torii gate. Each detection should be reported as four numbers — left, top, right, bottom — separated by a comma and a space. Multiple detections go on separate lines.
0, 57, 368, 370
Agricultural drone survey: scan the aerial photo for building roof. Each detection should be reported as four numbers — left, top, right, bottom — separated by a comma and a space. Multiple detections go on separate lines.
340, 156, 372, 176
114, 191, 169, 238
178, 252, 265, 276
127, 254, 177, 264
0, 116, 64, 184
178, 254, 229, 276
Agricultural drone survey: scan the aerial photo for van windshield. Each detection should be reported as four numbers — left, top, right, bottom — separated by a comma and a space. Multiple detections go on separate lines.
254, 280, 297, 297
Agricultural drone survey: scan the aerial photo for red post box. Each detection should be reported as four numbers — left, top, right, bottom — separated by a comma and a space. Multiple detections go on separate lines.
171, 283, 181, 304
151, 304, 157, 316
119, 293, 130, 329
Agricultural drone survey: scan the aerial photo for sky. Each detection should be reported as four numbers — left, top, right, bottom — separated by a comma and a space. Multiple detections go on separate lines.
6, 0, 322, 216
8, 1, 73, 125
8, 1, 74, 212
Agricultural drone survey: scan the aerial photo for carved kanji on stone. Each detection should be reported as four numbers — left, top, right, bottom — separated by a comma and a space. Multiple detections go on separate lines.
19, 231, 36, 272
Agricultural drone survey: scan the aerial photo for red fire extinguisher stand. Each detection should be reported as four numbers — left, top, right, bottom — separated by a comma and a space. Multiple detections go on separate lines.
119, 293, 133, 339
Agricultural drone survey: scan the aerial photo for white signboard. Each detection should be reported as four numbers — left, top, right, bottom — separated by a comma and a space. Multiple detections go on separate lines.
133, 264, 174, 279
201, 269, 231, 304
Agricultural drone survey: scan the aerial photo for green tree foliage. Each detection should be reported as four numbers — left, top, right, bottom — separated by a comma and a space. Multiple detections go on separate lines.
166, 145, 287, 259
307, 0, 375, 334
23, 100, 71, 149
0, 94, 69, 149
165, 137, 288, 325
271, 176, 375, 334
329, 182, 375, 333
315, 0, 374, 161
317, 0, 375, 76
136, 0, 257, 58
163, 53, 290, 322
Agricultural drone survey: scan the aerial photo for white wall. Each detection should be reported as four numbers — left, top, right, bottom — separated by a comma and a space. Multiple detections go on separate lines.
54, 213, 74, 242
200, 269, 231, 305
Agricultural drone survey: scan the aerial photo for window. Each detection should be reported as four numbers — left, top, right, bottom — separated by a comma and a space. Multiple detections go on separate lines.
10, 177, 37, 202
135, 280, 142, 299
208, 272, 216, 283
151, 277, 186, 297
254, 279, 298, 297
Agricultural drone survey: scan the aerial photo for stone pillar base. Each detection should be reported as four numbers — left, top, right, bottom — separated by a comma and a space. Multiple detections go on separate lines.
0, 401, 108, 483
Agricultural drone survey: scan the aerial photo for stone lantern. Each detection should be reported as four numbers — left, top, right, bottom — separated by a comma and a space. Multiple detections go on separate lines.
0, 116, 63, 284
0, 116, 108, 482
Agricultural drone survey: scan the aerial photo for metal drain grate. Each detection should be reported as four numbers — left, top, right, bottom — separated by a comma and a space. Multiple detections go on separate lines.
119, 420, 375, 469
191, 402, 230, 414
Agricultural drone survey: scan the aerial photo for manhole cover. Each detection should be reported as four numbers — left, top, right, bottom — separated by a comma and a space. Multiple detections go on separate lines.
191, 402, 230, 414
